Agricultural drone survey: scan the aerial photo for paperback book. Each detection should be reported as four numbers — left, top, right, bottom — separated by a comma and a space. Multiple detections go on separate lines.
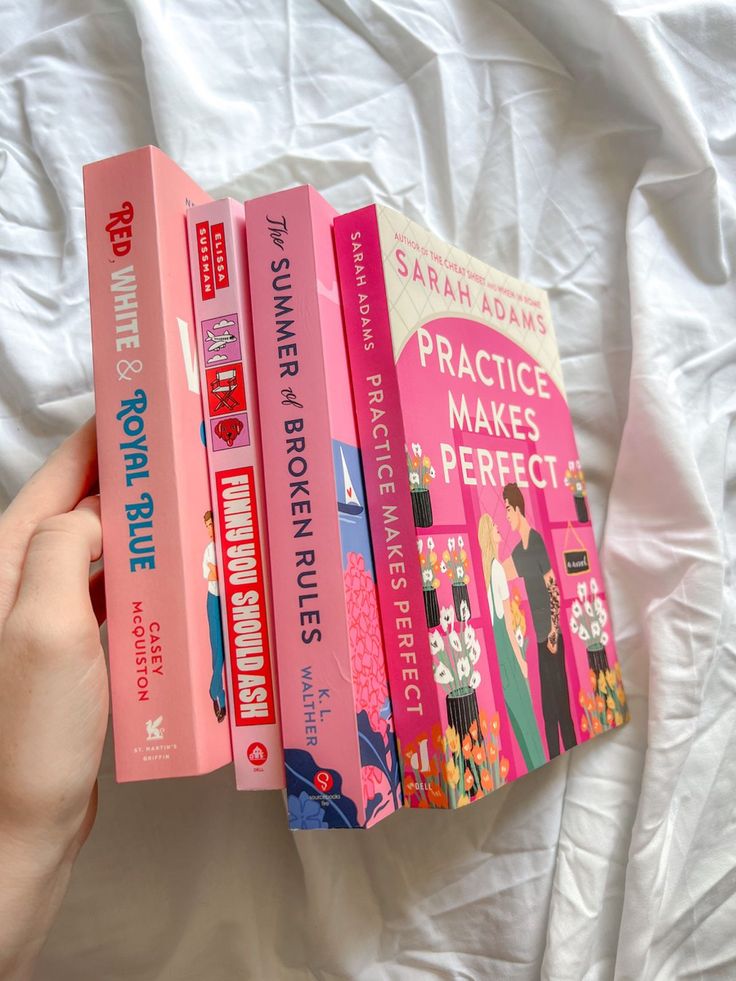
84, 146, 232, 781
246, 187, 402, 828
187, 198, 284, 790
335, 206, 629, 809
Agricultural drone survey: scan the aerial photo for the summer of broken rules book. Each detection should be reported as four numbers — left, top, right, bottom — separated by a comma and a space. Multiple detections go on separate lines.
335, 206, 629, 810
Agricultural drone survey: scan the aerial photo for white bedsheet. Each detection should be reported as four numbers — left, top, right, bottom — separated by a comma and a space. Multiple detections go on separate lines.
1, 2, 734, 978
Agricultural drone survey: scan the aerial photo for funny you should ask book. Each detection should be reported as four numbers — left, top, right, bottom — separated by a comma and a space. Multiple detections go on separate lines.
335, 206, 629, 810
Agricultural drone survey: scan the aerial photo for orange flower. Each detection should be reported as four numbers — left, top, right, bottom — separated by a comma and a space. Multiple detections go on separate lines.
417, 799, 430, 809
473, 745, 485, 766
432, 724, 444, 750
469, 720, 479, 741
445, 726, 460, 755
500, 758, 510, 779
462, 735, 472, 759
479, 711, 489, 737
595, 696, 605, 714
586, 698, 595, 714
481, 769, 493, 792
464, 769, 474, 790
456, 794, 470, 808
606, 709, 614, 726
486, 742, 498, 764
592, 717, 602, 734
589, 670, 597, 690
579, 691, 586, 706
491, 713, 500, 734
581, 716, 589, 733
444, 759, 461, 788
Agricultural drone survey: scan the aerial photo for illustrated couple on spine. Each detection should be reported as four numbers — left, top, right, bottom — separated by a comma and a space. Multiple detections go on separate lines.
203, 510, 227, 722
478, 483, 576, 768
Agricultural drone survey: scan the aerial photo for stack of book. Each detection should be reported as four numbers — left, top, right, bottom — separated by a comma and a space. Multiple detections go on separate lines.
85, 146, 629, 830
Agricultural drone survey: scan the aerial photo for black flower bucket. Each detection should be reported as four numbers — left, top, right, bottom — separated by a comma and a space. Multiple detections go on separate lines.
574, 493, 589, 524
587, 644, 610, 681
446, 686, 481, 796
423, 587, 440, 628
411, 488, 433, 527
452, 582, 471, 621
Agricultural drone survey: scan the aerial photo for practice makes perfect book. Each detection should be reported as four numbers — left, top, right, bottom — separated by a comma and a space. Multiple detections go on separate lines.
335, 206, 629, 810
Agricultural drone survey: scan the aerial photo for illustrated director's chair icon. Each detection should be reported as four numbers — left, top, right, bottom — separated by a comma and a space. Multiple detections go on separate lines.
210, 368, 239, 410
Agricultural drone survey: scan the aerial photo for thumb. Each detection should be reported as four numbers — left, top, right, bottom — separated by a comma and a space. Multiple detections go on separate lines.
10, 498, 102, 659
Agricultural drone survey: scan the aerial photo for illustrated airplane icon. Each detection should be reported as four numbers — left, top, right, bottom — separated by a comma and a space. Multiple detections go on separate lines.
206, 328, 237, 351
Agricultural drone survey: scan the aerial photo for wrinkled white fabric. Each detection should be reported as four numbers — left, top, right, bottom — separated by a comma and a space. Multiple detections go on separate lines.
1, 1, 734, 978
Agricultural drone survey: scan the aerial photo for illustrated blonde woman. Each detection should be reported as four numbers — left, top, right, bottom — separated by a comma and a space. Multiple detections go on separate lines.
478, 513, 545, 771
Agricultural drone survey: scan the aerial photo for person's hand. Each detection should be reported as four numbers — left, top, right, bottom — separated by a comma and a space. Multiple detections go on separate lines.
546, 629, 558, 655
0, 417, 106, 980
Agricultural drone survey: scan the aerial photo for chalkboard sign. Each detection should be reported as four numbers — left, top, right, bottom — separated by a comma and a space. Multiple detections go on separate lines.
563, 522, 589, 576
564, 549, 590, 575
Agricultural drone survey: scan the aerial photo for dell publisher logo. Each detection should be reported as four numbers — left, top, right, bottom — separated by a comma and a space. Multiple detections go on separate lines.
145, 716, 164, 741
247, 742, 268, 766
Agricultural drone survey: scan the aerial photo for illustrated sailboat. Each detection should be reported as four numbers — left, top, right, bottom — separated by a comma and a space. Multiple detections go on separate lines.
337, 447, 363, 516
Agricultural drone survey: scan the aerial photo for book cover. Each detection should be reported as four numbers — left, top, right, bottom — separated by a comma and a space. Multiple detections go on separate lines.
246, 187, 401, 829
84, 146, 232, 781
335, 205, 629, 809
186, 197, 284, 790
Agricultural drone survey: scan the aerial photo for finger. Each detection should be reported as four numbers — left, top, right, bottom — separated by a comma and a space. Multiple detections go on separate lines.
84, 492, 107, 627
89, 566, 107, 627
0, 418, 98, 621
11, 502, 103, 655
2, 417, 97, 529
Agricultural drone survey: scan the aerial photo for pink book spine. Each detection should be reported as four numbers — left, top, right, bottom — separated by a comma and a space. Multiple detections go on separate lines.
334, 206, 438, 803
84, 146, 232, 781
246, 187, 400, 829
186, 198, 284, 790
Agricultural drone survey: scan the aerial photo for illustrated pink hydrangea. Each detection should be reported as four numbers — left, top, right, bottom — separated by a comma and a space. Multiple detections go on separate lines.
344, 552, 390, 736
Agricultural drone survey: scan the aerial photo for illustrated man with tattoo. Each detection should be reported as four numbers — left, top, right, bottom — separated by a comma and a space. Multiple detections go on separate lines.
502, 483, 576, 757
